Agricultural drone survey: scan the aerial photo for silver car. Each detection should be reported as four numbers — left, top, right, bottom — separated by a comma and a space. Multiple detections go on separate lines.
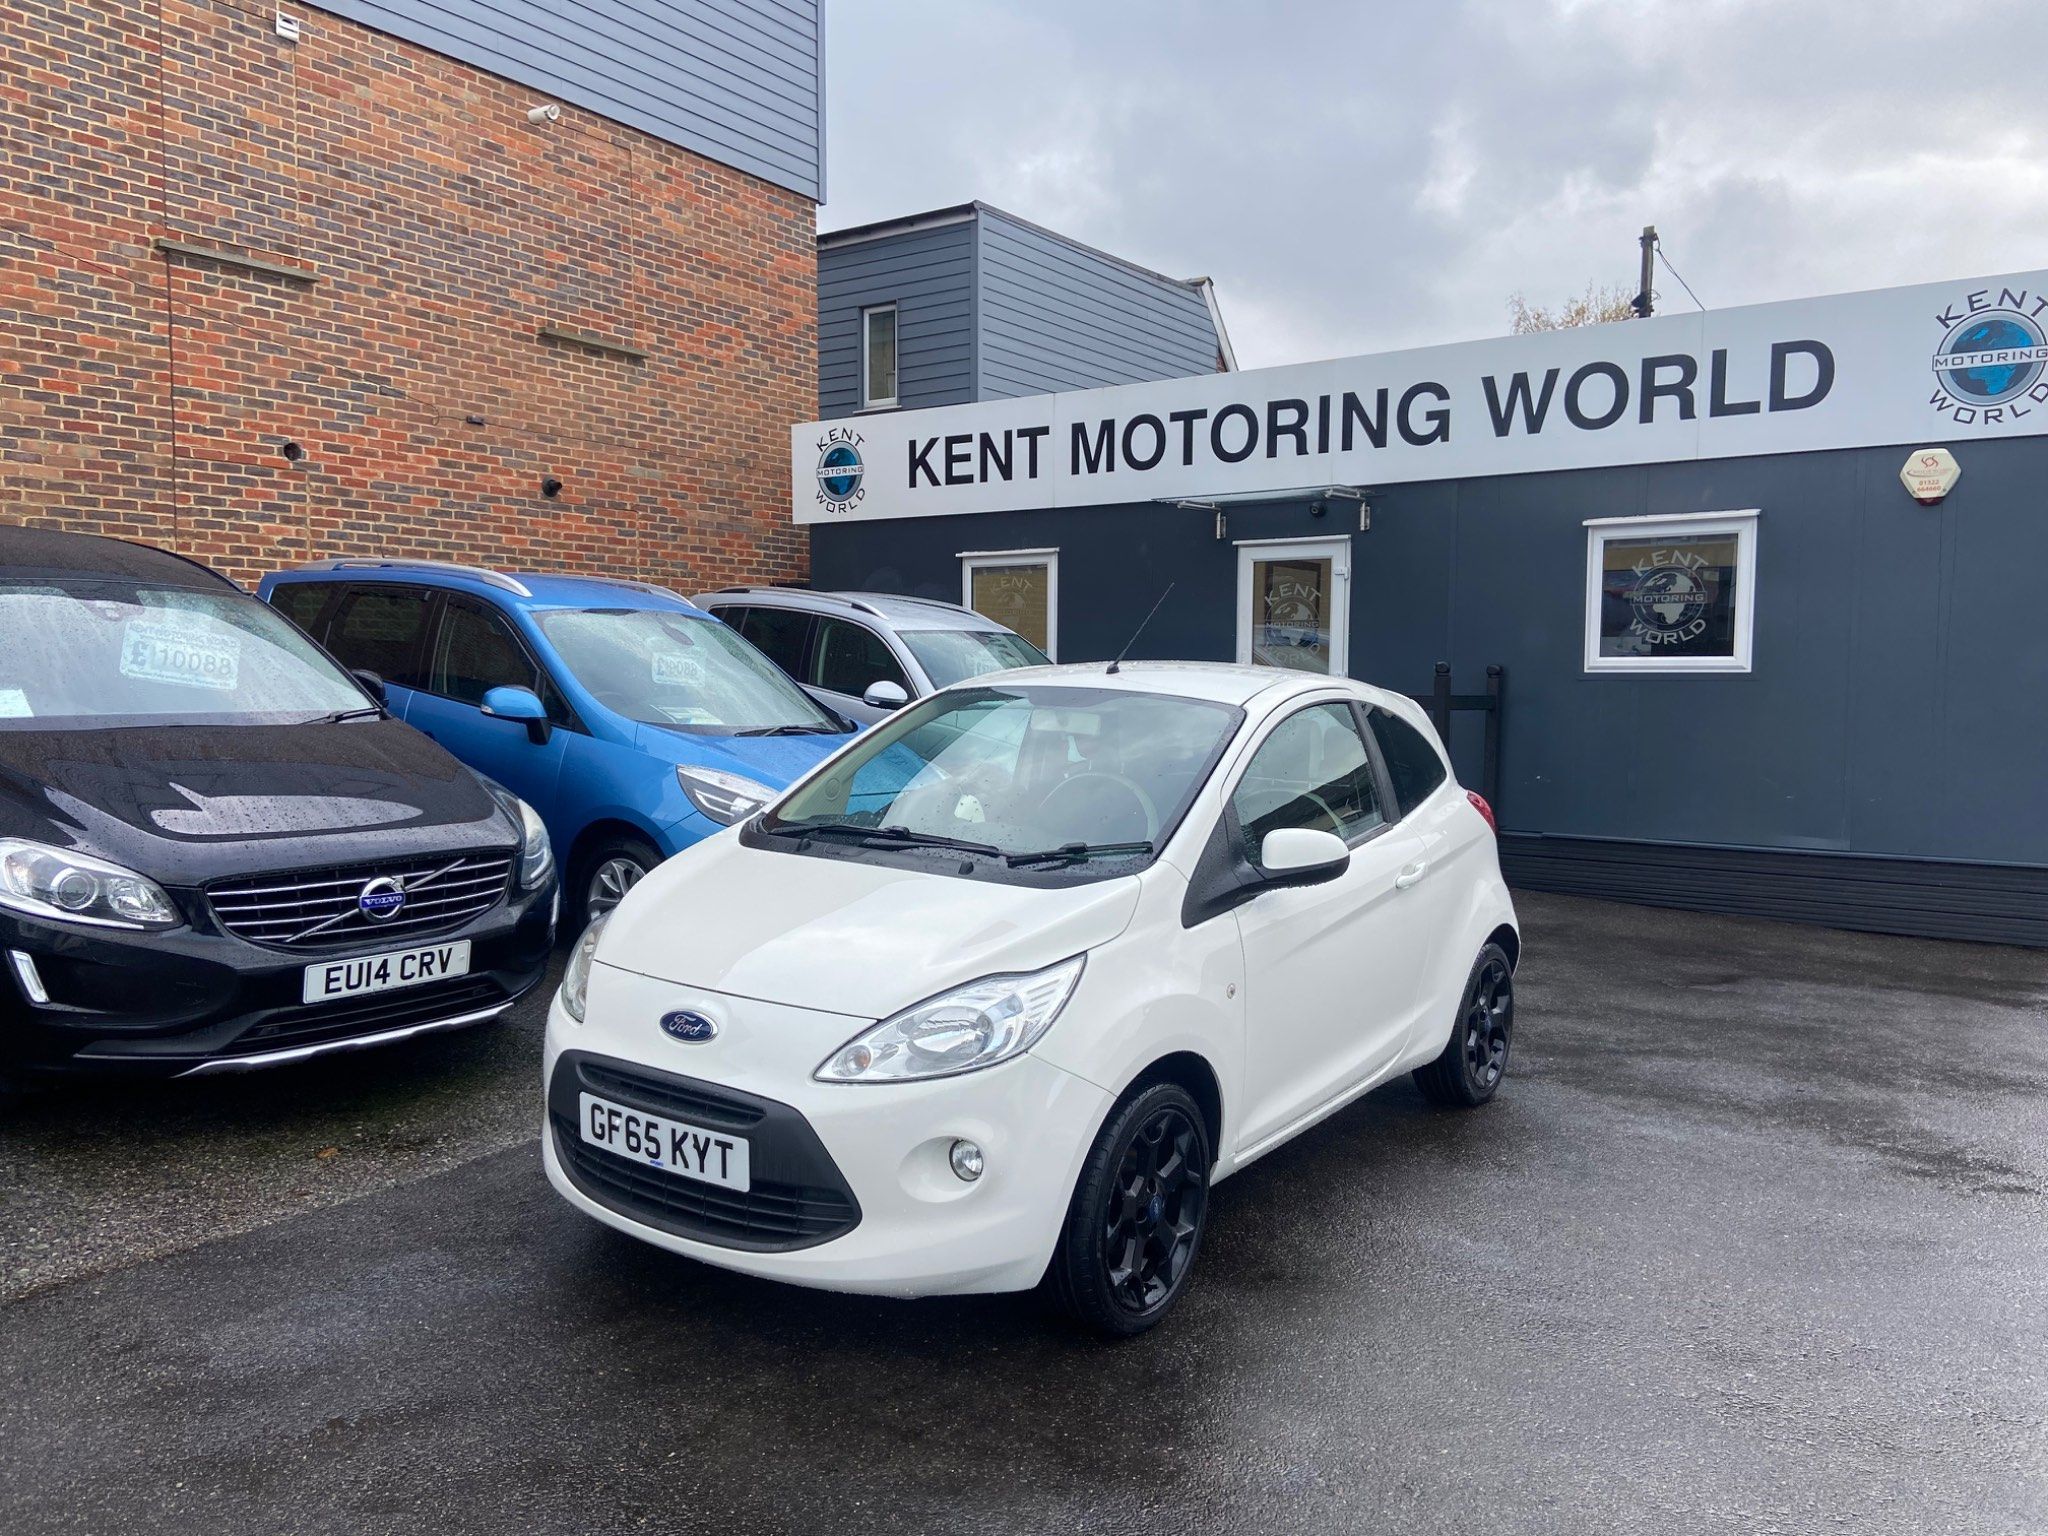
693, 588, 1049, 724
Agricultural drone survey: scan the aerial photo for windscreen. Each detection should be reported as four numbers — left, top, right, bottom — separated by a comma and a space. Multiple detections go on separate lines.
0, 581, 370, 728
897, 628, 1050, 690
536, 608, 841, 734
768, 684, 1241, 860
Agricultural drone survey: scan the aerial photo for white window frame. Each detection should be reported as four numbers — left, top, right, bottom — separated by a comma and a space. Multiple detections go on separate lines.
860, 303, 898, 410
1234, 535, 1351, 676
1582, 509, 1759, 675
958, 547, 1059, 660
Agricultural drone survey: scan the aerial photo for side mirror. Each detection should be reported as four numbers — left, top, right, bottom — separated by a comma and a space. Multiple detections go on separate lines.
1258, 827, 1349, 887
350, 669, 387, 706
862, 679, 910, 711
481, 684, 552, 745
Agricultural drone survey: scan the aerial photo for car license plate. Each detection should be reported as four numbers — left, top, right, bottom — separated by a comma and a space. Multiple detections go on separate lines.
578, 1091, 751, 1192
301, 941, 471, 1004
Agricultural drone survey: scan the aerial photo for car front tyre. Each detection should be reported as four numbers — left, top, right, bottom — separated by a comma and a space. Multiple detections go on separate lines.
571, 835, 660, 931
1049, 1080, 1212, 1337
1413, 941, 1515, 1108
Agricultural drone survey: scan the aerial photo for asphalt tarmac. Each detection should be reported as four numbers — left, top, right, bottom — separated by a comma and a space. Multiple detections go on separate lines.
3, 893, 2044, 1535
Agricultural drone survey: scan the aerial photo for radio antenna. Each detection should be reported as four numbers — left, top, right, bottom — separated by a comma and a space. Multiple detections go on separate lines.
1106, 584, 1174, 675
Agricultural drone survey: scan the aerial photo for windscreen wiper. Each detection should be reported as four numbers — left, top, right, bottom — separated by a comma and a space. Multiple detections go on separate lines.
734, 723, 839, 737
312, 707, 382, 724
789, 821, 1002, 857
1004, 840, 1155, 868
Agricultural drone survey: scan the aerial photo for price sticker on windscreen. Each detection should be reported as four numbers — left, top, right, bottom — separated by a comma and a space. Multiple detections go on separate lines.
121, 620, 241, 690
651, 651, 705, 688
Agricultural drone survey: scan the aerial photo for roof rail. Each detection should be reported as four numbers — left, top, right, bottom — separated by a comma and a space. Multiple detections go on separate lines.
296, 558, 532, 597
567, 574, 693, 604
836, 590, 974, 616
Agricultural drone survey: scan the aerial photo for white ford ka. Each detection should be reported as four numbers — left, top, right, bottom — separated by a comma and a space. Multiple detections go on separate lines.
544, 662, 1518, 1334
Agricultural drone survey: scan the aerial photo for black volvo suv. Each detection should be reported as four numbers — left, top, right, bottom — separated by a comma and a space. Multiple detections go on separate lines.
0, 527, 557, 1082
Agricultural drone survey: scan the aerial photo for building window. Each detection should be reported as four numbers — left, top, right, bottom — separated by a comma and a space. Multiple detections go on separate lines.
960, 549, 1058, 659
1583, 510, 1758, 674
861, 304, 898, 409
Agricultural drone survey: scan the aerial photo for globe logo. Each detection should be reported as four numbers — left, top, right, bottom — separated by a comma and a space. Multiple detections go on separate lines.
1629, 566, 1707, 634
816, 439, 865, 510
1933, 311, 2048, 407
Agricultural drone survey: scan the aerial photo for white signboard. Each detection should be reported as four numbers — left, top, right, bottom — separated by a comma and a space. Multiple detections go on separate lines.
792, 269, 2048, 524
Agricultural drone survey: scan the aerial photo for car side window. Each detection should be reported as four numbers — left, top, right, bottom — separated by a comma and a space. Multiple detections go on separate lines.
325, 586, 432, 688
268, 582, 334, 641
734, 605, 814, 678
430, 599, 570, 723
1368, 708, 1449, 818
1229, 702, 1386, 860
811, 617, 907, 697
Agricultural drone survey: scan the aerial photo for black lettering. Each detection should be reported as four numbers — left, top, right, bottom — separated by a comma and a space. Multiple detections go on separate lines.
1072, 418, 1115, 474
943, 433, 972, 485
977, 431, 1012, 482
1768, 340, 1834, 411
1121, 413, 1166, 471
1397, 382, 1451, 446
605, 1106, 622, 1140
716, 1140, 733, 1180
1563, 362, 1629, 430
589, 1102, 606, 1137
1265, 398, 1309, 457
909, 437, 939, 488
1211, 403, 1258, 462
1709, 349, 1761, 417
1482, 369, 1559, 436
1016, 424, 1050, 478
1168, 408, 1208, 464
1340, 389, 1388, 450
1315, 394, 1331, 453
690, 1132, 712, 1171
1639, 355, 1698, 423
669, 1127, 688, 1163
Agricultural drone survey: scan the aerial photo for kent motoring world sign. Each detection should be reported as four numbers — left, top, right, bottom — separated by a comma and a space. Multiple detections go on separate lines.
792, 268, 2048, 524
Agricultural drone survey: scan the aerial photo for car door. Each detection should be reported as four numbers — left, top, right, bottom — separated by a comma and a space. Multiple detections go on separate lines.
807, 615, 912, 724
404, 594, 571, 826
1225, 698, 1437, 1153
317, 584, 437, 719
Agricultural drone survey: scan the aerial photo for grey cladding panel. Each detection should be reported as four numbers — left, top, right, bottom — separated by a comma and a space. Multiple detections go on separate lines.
310, 0, 823, 199
975, 209, 1221, 398
818, 220, 977, 418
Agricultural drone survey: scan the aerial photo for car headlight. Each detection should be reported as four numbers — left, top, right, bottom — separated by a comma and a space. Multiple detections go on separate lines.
677, 766, 774, 826
484, 784, 554, 890
816, 955, 1084, 1084
559, 910, 609, 1023
0, 838, 180, 929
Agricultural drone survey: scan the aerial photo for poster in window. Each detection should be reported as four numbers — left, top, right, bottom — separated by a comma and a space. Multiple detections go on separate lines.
969, 564, 1049, 651
1251, 557, 1332, 673
1597, 533, 1739, 660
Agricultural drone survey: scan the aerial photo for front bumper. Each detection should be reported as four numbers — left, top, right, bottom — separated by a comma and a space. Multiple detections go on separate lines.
541, 976, 1112, 1298
1, 882, 557, 1077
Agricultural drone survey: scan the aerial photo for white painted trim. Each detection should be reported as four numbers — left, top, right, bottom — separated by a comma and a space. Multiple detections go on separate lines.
1582, 509, 1759, 675
819, 209, 977, 249
1235, 537, 1351, 675
960, 549, 1059, 660
1198, 277, 1237, 371
860, 303, 898, 410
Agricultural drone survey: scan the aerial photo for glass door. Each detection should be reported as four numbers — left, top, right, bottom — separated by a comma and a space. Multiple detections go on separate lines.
1236, 538, 1349, 675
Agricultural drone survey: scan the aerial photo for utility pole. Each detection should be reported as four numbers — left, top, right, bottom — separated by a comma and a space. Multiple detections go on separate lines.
1632, 225, 1657, 318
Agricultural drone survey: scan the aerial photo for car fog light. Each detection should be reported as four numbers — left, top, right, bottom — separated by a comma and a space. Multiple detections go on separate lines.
7, 949, 49, 1005
949, 1139, 984, 1182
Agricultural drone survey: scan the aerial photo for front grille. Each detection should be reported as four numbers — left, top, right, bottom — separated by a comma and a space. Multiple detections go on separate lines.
226, 976, 509, 1055
549, 1051, 861, 1252
208, 850, 515, 948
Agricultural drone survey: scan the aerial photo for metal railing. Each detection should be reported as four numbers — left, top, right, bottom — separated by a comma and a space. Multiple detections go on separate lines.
1407, 662, 1504, 809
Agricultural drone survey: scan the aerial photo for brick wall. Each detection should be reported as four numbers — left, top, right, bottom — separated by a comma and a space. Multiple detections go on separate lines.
0, 0, 816, 589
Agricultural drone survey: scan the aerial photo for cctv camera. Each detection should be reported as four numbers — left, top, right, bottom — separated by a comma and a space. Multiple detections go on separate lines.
527, 103, 561, 124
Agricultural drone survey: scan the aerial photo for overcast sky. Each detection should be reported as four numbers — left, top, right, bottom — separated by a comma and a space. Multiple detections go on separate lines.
822, 0, 2048, 370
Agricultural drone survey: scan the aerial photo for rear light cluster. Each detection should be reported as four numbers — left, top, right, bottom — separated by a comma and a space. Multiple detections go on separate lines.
1466, 790, 1497, 834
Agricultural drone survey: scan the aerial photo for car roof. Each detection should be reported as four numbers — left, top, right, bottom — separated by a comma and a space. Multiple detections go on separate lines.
267, 560, 712, 617
694, 586, 1006, 633
0, 525, 237, 591
956, 660, 1391, 708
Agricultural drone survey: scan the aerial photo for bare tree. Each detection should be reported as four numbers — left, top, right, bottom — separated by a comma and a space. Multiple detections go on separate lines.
1507, 282, 1637, 334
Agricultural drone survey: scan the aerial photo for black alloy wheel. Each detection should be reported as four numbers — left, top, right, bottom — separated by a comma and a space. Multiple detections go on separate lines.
1414, 941, 1515, 1108
1050, 1081, 1212, 1336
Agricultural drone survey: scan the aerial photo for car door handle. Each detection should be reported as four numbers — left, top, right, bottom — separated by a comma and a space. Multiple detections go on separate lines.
1394, 860, 1428, 889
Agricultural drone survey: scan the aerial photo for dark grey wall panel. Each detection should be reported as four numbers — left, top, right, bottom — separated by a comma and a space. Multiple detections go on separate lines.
309, 0, 823, 199
817, 219, 976, 418
975, 209, 1221, 398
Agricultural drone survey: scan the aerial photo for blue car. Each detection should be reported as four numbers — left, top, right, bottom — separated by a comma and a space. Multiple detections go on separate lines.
258, 560, 860, 926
